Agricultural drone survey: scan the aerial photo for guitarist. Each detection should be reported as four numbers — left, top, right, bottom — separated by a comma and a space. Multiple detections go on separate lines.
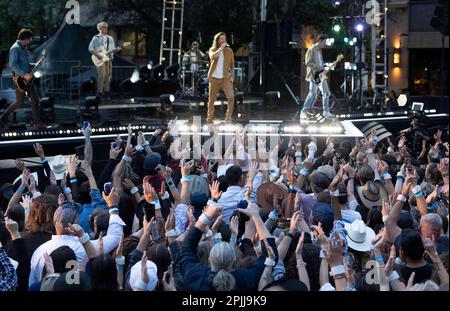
300, 34, 332, 120
88, 22, 120, 99
0, 28, 42, 129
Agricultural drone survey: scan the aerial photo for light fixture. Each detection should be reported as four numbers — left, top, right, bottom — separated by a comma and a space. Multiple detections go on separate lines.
160, 94, 175, 111
397, 94, 408, 107
393, 48, 401, 66
332, 19, 341, 33
355, 21, 365, 32
130, 68, 140, 83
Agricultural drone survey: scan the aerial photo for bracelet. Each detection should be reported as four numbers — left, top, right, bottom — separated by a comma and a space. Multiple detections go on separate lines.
396, 172, 404, 179
415, 191, 423, 198
264, 258, 276, 267
153, 200, 161, 210
134, 279, 148, 291
387, 271, 400, 281
329, 265, 345, 276
383, 173, 392, 180
199, 213, 211, 226
205, 229, 214, 238
214, 233, 222, 244
122, 155, 132, 163
397, 194, 407, 202
269, 210, 278, 220
375, 256, 384, 262
300, 168, 309, 176
181, 175, 191, 183
329, 189, 339, 197
115, 256, 125, 265
130, 187, 139, 195
70, 178, 77, 184
229, 236, 237, 244
166, 228, 180, 238
78, 233, 90, 244
109, 207, 119, 214
64, 187, 72, 194
18, 185, 26, 194
296, 261, 306, 267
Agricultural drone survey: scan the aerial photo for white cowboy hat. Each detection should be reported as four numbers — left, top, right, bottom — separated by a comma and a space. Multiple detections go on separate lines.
50, 155, 68, 181
129, 259, 158, 291
344, 219, 376, 252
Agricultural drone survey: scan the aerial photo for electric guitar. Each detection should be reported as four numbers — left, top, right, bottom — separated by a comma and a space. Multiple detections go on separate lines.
313, 54, 344, 85
13, 49, 47, 93
91, 42, 131, 67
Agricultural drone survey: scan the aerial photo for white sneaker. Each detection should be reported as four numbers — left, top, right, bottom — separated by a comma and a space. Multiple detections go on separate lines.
323, 111, 333, 118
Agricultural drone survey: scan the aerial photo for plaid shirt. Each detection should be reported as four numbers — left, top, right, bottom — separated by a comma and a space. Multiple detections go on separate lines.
0, 248, 17, 291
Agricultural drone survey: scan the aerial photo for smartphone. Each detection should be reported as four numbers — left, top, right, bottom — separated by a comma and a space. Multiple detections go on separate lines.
143, 204, 154, 222
103, 182, 112, 195
112, 142, 118, 149
82, 121, 90, 129
151, 221, 160, 240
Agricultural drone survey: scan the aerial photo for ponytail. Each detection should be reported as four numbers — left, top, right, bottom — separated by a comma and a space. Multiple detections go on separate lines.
212, 269, 236, 291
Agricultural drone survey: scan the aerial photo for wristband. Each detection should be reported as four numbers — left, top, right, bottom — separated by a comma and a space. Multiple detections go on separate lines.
269, 210, 278, 220
70, 178, 77, 184
116, 265, 124, 271
64, 187, 72, 194
135, 144, 144, 152
329, 189, 339, 197
78, 233, 90, 244
387, 147, 394, 153
375, 256, 384, 262
382, 215, 388, 223
144, 145, 152, 152
214, 233, 222, 244
411, 185, 422, 195
387, 271, 400, 281
122, 155, 132, 163
347, 285, 356, 291
109, 207, 119, 214
199, 213, 211, 226
166, 228, 180, 238
383, 173, 392, 180
415, 191, 423, 198
115, 256, 125, 265
295, 151, 302, 158
165, 178, 173, 184
264, 258, 276, 267
397, 194, 407, 202
18, 185, 26, 194
366, 148, 373, 155
134, 279, 148, 291
205, 229, 214, 238
130, 187, 139, 195
254, 242, 262, 253
300, 168, 309, 176
329, 265, 346, 276
152, 200, 161, 210
181, 175, 191, 183
289, 184, 297, 192
229, 236, 237, 244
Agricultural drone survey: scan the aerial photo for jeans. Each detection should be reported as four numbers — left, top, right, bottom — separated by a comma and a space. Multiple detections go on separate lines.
301, 79, 330, 114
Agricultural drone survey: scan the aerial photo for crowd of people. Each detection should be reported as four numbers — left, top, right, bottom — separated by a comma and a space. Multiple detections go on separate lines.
0, 121, 448, 291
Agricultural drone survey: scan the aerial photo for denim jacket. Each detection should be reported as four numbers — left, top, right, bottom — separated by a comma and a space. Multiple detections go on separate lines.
9, 41, 30, 78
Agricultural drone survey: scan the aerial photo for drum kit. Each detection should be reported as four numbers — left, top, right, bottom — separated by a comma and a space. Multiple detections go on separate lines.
179, 52, 209, 97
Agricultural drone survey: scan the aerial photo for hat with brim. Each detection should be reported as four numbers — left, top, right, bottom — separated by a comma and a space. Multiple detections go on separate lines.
281, 192, 297, 218
356, 181, 386, 208
257, 182, 289, 217
50, 155, 68, 181
344, 219, 376, 252
129, 260, 158, 291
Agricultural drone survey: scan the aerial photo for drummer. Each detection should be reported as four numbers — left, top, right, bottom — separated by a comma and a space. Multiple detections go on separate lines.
183, 41, 207, 72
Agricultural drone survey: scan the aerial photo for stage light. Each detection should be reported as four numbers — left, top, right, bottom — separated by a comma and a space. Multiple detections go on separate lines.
130, 68, 140, 83
165, 63, 179, 80
332, 20, 341, 33
344, 37, 349, 43
325, 38, 335, 46
81, 77, 97, 96
332, 0, 342, 7
39, 97, 55, 123
160, 94, 175, 111
33, 71, 42, 79
147, 61, 153, 70
355, 21, 365, 32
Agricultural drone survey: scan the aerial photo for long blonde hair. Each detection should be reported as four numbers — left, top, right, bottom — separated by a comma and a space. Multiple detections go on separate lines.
210, 32, 226, 52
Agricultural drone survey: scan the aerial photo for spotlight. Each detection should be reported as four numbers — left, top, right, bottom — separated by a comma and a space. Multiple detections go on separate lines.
33, 71, 42, 79
130, 68, 140, 83
165, 64, 179, 80
332, 21, 341, 33
81, 77, 97, 96
397, 94, 408, 107
160, 94, 175, 111
39, 97, 55, 123
355, 21, 365, 32
147, 60, 153, 70
325, 38, 335, 46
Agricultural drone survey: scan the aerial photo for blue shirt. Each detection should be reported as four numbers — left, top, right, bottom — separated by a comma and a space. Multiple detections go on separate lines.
78, 189, 108, 234
88, 34, 116, 60
9, 41, 30, 78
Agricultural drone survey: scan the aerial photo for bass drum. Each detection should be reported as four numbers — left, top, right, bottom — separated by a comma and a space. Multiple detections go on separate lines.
196, 75, 209, 96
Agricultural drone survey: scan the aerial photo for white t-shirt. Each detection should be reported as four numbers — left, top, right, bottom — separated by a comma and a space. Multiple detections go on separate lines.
212, 50, 224, 79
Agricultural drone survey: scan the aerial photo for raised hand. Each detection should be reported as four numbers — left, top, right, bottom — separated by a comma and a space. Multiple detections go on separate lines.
20, 194, 32, 210
381, 198, 392, 218
4, 217, 20, 239
422, 235, 438, 258
15, 159, 26, 172
237, 202, 259, 218
295, 231, 305, 257
159, 181, 166, 198
160, 166, 173, 180
110, 144, 122, 160
67, 155, 79, 178
122, 178, 135, 191
33, 143, 45, 159
181, 160, 194, 176
124, 143, 136, 157
329, 164, 344, 191
80, 160, 93, 178
21, 169, 31, 188
209, 180, 222, 201
49, 170, 57, 186
289, 211, 302, 235
324, 232, 345, 267
263, 239, 276, 261
164, 208, 176, 232
28, 174, 37, 193
203, 203, 223, 221
143, 178, 158, 203
102, 187, 121, 208
229, 215, 239, 236
371, 227, 386, 250
162, 269, 176, 291
116, 233, 125, 258
66, 223, 85, 238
